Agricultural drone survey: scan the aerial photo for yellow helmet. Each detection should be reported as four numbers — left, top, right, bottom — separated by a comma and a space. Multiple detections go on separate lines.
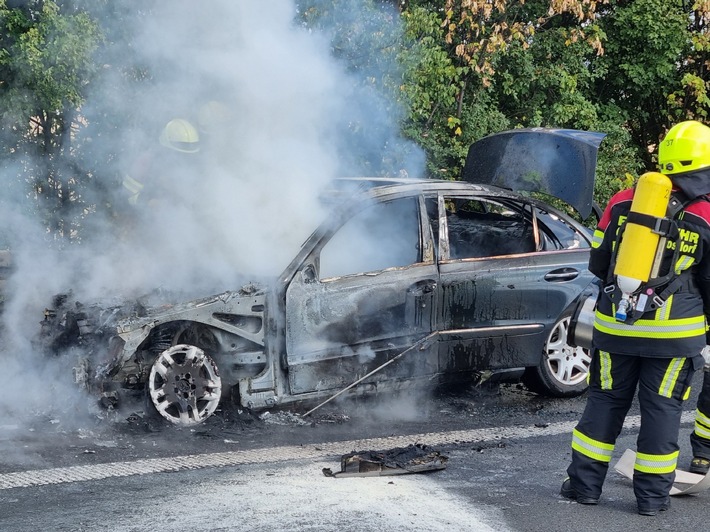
159, 118, 200, 153
658, 120, 710, 175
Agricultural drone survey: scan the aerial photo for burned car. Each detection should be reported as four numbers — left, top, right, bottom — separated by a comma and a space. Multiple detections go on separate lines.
40, 128, 605, 425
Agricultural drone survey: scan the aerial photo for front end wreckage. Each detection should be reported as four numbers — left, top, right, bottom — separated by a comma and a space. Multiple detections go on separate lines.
40, 284, 271, 425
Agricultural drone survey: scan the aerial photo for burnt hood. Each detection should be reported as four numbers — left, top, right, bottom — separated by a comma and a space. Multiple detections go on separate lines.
462, 128, 606, 220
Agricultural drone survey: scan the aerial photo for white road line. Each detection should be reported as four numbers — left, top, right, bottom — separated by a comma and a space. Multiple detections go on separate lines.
0, 411, 694, 490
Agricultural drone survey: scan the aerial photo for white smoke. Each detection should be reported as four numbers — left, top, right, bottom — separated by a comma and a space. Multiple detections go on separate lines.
71, 1, 351, 296
0, 0, 425, 429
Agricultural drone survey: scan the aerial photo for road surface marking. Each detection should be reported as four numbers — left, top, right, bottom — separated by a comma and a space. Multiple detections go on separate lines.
0, 411, 693, 490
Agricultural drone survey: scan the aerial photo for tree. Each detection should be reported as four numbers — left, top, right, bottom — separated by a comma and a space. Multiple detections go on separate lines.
397, 1, 710, 213
666, 2, 710, 123
0, 0, 102, 242
296, 0, 427, 176
4, 0, 710, 239
399, 1, 609, 186
591, 0, 690, 168
399, 4, 489, 180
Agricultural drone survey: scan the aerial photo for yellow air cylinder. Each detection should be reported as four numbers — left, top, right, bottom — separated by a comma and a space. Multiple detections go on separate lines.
613, 171, 672, 320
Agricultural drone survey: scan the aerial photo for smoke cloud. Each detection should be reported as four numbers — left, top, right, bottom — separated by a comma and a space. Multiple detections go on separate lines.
0, 0, 425, 430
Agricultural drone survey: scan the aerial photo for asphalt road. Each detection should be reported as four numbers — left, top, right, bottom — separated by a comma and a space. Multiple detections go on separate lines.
1, 377, 710, 531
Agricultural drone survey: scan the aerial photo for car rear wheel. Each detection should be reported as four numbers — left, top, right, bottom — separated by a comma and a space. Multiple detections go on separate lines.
146, 344, 222, 425
522, 313, 591, 397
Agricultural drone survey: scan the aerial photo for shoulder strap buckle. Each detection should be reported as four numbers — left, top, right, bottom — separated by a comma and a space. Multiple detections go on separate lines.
625, 211, 673, 236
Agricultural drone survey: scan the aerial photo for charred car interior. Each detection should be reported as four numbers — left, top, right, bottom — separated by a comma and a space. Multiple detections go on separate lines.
38, 128, 605, 426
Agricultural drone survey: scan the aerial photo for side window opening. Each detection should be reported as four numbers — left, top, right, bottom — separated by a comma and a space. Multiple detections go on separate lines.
443, 197, 536, 259
319, 197, 422, 279
535, 207, 590, 250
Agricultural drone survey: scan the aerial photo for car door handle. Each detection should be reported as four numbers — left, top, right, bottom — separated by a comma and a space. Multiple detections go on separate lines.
408, 280, 437, 294
544, 268, 579, 282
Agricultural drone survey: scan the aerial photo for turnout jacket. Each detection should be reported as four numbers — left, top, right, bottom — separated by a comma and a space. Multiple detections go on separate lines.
591, 183, 710, 357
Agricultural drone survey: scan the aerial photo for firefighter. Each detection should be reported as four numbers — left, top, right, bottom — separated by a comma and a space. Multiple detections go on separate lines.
122, 118, 200, 207
111, 118, 201, 239
561, 120, 710, 516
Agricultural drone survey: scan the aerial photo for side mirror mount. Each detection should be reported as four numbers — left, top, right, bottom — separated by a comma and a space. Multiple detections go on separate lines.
302, 263, 317, 284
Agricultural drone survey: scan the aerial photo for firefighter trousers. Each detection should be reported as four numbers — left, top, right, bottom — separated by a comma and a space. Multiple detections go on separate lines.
566, 351, 695, 509
691, 368, 710, 458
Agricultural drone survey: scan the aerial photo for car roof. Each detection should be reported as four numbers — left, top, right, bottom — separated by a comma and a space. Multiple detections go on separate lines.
325, 128, 605, 219
319, 176, 589, 231
322, 176, 509, 204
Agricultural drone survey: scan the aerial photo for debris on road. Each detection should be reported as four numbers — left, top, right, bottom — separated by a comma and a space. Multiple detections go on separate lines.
322, 443, 447, 478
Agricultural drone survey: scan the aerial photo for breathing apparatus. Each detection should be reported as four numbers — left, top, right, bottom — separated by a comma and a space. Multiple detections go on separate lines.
611, 172, 673, 321
570, 173, 678, 349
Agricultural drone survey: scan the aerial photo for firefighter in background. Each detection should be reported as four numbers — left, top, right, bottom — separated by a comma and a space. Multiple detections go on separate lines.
561, 120, 710, 516
122, 118, 201, 208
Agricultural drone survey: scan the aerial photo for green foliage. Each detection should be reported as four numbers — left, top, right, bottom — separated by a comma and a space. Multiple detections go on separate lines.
396, 0, 706, 211
590, 119, 641, 209
591, 0, 689, 165
490, 30, 601, 130
666, 8, 710, 122
1, 1, 101, 138
400, 7, 460, 119
0, 0, 102, 241
598, 0, 687, 99
399, 6, 469, 179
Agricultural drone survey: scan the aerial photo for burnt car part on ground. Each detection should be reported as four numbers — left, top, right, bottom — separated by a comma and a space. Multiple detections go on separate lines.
38, 128, 603, 426
322, 443, 448, 478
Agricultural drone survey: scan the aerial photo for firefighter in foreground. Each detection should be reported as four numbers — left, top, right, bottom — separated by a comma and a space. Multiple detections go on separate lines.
561, 120, 710, 516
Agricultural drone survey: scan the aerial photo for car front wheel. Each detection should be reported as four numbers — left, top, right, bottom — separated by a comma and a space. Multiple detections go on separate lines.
146, 344, 223, 425
522, 313, 591, 398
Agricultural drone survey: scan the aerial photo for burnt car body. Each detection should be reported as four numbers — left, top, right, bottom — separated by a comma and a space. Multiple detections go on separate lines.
40, 128, 604, 425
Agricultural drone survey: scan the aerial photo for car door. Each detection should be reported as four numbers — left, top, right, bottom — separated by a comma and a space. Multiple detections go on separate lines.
284, 194, 439, 395
432, 193, 593, 375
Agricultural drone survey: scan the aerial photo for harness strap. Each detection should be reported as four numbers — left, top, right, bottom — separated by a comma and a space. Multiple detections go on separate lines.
625, 211, 674, 236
